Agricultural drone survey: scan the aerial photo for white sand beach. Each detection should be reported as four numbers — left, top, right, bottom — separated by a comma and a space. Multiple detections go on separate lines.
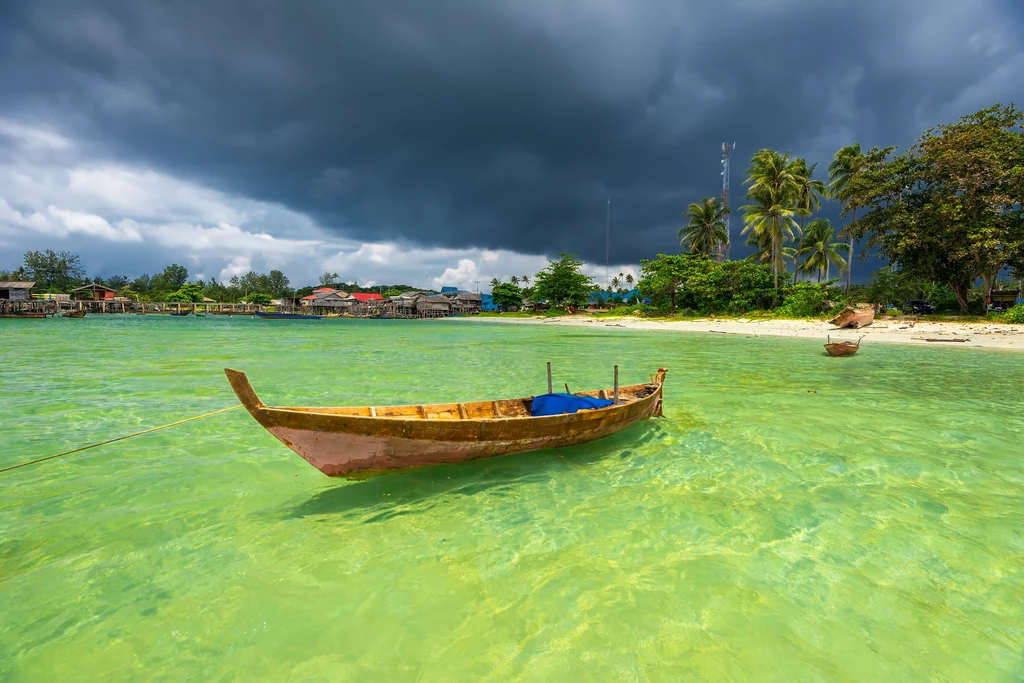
463, 315, 1024, 351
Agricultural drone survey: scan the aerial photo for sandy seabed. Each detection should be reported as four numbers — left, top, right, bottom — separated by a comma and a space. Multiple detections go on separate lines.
461, 315, 1024, 351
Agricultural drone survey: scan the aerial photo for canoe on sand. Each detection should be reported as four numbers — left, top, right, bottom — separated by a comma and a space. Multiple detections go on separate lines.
225, 367, 667, 477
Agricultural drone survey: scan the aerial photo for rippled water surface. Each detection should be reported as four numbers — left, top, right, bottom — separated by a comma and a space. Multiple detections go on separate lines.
1, 316, 1023, 681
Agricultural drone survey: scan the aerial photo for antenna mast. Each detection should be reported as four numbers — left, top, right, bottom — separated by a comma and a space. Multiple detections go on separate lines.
721, 142, 735, 260
605, 197, 610, 289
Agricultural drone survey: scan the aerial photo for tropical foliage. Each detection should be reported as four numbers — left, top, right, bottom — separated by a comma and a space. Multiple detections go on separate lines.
490, 281, 523, 309
849, 104, 1024, 312
741, 149, 801, 293
679, 197, 729, 258
532, 252, 595, 308
798, 219, 847, 282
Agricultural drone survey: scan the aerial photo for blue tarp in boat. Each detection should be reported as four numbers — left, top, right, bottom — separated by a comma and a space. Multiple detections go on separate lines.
530, 393, 614, 417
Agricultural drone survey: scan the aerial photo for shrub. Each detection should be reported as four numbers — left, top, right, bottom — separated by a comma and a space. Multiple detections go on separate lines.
774, 283, 837, 317
1003, 304, 1024, 324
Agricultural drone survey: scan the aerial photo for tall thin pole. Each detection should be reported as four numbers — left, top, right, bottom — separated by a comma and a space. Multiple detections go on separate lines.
721, 142, 734, 260
605, 197, 610, 289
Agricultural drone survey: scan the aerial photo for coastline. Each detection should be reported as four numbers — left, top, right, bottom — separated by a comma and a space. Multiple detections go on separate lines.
459, 315, 1024, 351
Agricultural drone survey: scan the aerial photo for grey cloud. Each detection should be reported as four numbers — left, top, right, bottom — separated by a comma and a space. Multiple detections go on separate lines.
2, 0, 1023, 269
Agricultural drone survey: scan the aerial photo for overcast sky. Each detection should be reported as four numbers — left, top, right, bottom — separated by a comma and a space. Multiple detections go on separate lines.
1, 0, 1022, 289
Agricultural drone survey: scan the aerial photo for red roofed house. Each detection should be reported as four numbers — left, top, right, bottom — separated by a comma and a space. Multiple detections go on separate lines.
349, 292, 384, 302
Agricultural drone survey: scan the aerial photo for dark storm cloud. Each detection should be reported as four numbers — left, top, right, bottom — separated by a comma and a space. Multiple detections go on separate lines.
2, 0, 1023, 264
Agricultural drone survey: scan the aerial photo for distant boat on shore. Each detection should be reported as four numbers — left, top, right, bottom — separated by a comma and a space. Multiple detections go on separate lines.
829, 306, 875, 329
255, 312, 323, 320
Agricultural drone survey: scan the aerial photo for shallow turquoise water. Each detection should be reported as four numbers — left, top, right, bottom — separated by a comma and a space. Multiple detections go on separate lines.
1, 316, 1022, 681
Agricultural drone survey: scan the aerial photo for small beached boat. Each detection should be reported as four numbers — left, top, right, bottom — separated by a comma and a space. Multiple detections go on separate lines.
63, 310, 86, 318
255, 311, 323, 320
225, 367, 667, 477
828, 306, 875, 329
169, 311, 191, 317
824, 335, 863, 357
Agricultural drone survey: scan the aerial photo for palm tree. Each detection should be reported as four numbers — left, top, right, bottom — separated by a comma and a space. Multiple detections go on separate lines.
625, 273, 634, 289
510, 275, 519, 286
489, 277, 500, 290
798, 219, 848, 282
789, 157, 828, 282
520, 275, 530, 286
741, 149, 800, 293
828, 143, 866, 294
611, 276, 621, 291
679, 197, 729, 258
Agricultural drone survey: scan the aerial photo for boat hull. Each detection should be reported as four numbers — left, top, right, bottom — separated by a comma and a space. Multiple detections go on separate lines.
828, 306, 875, 329
824, 343, 859, 357
255, 312, 323, 320
226, 368, 665, 477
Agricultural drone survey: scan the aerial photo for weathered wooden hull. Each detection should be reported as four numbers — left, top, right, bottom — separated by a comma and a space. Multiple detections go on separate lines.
63, 310, 86, 318
225, 368, 666, 477
255, 312, 323, 320
828, 307, 875, 329
824, 343, 859, 357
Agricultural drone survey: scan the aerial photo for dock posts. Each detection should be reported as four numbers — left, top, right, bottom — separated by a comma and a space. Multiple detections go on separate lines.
613, 365, 619, 405
547, 362, 553, 395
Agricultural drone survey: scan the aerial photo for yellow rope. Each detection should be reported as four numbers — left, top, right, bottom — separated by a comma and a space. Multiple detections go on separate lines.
0, 404, 244, 474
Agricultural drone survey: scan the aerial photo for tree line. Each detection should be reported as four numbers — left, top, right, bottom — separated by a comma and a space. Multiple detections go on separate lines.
674, 102, 1024, 313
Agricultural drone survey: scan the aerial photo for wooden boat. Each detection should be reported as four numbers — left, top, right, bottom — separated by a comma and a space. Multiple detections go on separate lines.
225, 367, 667, 477
0, 312, 47, 319
255, 311, 323, 320
169, 311, 191, 317
63, 310, 86, 318
828, 306, 875, 329
824, 335, 863, 357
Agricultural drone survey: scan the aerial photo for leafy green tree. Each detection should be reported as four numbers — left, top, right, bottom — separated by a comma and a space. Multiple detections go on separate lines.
102, 275, 130, 291
172, 282, 205, 303
829, 143, 868, 294
679, 197, 729, 258
638, 254, 779, 314
742, 149, 800, 294
637, 254, 690, 313
246, 293, 272, 306
319, 272, 339, 287
490, 281, 523, 310
532, 252, 595, 308
266, 270, 292, 298
798, 219, 847, 283
789, 158, 828, 281
295, 286, 315, 298
22, 250, 86, 292
852, 104, 1024, 313
153, 264, 189, 291
129, 273, 152, 295
489, 277, 500, 290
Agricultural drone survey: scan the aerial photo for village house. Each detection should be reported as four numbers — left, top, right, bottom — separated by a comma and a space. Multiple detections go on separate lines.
72, 283, 116, 301
0, 281, 34, 301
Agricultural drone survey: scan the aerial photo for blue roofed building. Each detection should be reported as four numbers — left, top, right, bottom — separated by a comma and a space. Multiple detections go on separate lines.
588, 288, 647, 306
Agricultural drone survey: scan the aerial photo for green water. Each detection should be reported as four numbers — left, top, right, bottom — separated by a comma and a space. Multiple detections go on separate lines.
1, 316, 1022, 681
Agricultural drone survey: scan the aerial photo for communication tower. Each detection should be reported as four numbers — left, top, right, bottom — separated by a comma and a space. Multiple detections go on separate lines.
721, 142, 735, 259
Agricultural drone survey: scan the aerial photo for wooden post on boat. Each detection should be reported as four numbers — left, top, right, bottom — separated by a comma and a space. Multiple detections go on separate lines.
613, 365, 619, 405
547, 362, 552, 394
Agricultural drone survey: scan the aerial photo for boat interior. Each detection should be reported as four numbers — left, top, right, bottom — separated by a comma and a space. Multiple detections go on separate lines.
276, 382, 659, 420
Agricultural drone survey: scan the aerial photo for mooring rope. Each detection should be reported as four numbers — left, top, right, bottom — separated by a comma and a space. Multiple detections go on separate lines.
0, 404, 244, 474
